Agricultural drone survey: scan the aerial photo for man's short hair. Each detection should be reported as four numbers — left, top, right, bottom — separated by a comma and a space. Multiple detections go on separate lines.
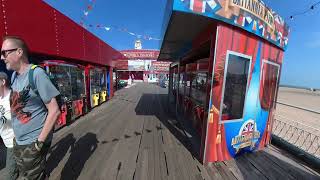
0, 72, 10, 87
2, 36, 29, 58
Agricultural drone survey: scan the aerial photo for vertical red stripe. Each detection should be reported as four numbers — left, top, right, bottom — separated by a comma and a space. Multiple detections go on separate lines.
222, 126, 232, 160
278, 51, 284, 64
231, 30, 239, 51
238, 32, 248, 53
263, 42, 270, 60
206, 25, 226, 162
269, 45, 276, 61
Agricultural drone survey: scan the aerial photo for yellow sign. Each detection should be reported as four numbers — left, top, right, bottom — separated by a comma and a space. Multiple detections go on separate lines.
230, 0, 275, 30
231, 131, 260, 146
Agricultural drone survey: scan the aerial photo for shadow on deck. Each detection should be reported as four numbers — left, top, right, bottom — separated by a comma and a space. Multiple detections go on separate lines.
135, 93, 200, 158
47, 132, 99, 180
0, 84, 319, 180
135, 93, 320, 179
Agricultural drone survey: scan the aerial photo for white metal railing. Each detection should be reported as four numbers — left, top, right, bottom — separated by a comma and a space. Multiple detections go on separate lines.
272, 114, 320, 158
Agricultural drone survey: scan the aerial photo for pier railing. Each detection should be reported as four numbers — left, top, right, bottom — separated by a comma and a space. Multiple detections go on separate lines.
273, 102, 320, 159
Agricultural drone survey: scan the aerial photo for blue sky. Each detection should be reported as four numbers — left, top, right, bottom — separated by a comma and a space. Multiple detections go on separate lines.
44, 0, 320, 89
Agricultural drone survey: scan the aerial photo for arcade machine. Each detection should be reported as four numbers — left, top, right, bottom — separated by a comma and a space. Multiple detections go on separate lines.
41, 61, 86, 128
69, 65, 86, 119
89, 67, 107, 108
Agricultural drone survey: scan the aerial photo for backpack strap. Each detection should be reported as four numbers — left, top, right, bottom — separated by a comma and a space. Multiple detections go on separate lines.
28, 64, 40, 95
11, 71, 17, 86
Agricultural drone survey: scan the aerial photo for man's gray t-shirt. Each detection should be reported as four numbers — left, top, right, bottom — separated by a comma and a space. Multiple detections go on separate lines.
11, 64, 60, 145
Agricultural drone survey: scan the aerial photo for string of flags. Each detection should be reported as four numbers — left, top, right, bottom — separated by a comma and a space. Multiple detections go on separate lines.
79, 0, 161, 41
79, 0, 97, 26
232, 13, 288, 47
84, 23, 162, 41
288, 0, 320, 20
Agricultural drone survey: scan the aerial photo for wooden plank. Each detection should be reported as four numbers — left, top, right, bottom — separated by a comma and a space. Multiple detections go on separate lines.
261, 148, 320, 179
174, 145, 194, 180
213, 162, 238, 180
245, 152, 295, 180
234, 155, 268, 180
36, 83, 320, 180
133, 149, 149, 180
153, 87, 171, 180
162, 128, 181, 180
195, 162, 213, 180
153, 119, 167, 180
223, 159, 244, 180
116, 108, 146, 179
49, 96, 129, 180
171, 132, 204, 180
159, 92, 211, 179
94, 106, 135, 179
85, 85, 143, 179
144, 94, 157, 180
155, 84, 209, 180
158, 112, 191, 179
46, 83, 145, 179
100, 84, 145, 179
134, 113, 154, 180
267, 146, 320, 175
205, 165, 224, 180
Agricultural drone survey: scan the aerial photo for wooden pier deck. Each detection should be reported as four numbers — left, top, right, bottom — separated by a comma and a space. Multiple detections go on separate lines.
1, 83, 319, 180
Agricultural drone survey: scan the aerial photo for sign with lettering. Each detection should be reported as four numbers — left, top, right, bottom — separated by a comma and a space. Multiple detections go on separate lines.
230, 0, 274, 30
173, 0, 289, 49
152, 61, 171, 72
120, 50, 159, 59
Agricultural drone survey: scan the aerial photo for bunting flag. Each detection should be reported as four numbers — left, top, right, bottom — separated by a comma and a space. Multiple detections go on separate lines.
78, 0, 160, 41
181, 0, 221, 14
287, 1, 320, 20
84, 23, 161, 41
252, 20, 257, 31
80, 0, 97, 26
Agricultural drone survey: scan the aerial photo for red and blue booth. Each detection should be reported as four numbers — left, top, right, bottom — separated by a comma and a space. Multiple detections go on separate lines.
159, 0, 289, 164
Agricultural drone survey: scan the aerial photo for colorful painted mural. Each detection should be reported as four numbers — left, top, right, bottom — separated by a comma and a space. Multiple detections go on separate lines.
204, 24, 283, 163
173, 0, 289, 50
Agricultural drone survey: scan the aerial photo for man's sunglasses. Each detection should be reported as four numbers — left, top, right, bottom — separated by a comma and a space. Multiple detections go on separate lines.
1, 48, 18, 58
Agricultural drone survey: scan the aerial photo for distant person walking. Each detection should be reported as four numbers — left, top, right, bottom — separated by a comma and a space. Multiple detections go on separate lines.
1, 36, 61, 180
0, 72, 18, 180
131, 74, 135, 83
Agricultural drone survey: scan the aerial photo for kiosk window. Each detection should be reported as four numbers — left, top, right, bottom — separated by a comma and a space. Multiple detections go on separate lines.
191, 72, 207, 105
49, 66, 72, 100
179, 73, 185, 95
90, 69, 104, 94
191, 73, 197, 95
221, 53, 250, 121
185, 73, 192, 97
70, 66, 85, 100
260, 61, 280, 110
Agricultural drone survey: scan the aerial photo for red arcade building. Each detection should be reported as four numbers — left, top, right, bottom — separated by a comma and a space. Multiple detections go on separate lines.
158, 0, 289, 164
0, 0, 124, 128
